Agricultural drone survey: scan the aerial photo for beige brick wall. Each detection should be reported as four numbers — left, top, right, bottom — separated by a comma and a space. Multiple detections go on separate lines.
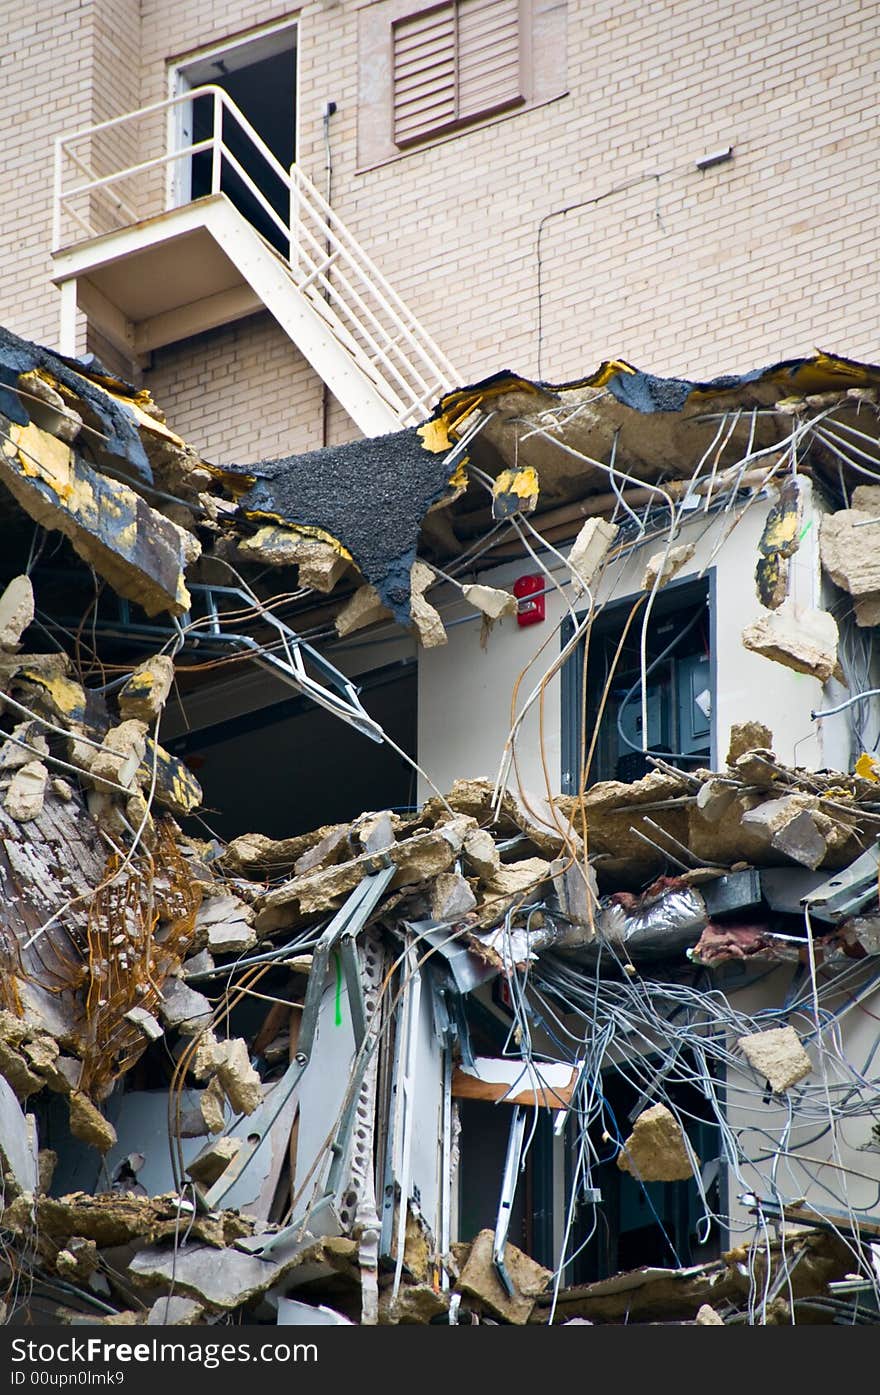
3, 0, 879, 455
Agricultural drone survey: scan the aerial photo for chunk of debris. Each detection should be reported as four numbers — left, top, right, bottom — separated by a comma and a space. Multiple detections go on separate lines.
89, 720, 147, 792
463, 826, 501, 882
741, 601, 838, 682
430, 871, 477, 922
0, 575, 34, 650
740, 796, 828, 870
123, 1006, 163, 1043
820, 509, 880, 619
147, 1296, 204, 1326
334, 584, 391, 637
255, 817, 475, 930
458, 1228, 551, 1324
4, 759, 48, 821
695, 1303, 725, 1325
237, 525, 350, 592
461, 582, 517, 622
158, 979, 213, 1035
738, 1027, 812, 1093
67, 1093, 117, 1153
493, 465, 539, 517
0, 1072, 38, 1198
0, 720, 49, 770
194, 894, 256, 955
199, 1077, 227, 1135
569, 517, 618, 593
695, 778, 737, 822
55, 1237, 98, 1281
642, 542, 695, 591
410, 560, 447, 648
755, 477, 802, 610
215, 1038, 263, 1115
381, 1284, 449, 1325
186, 1135, 242, 1186
118, 655, 175, 723
727, 721, 774, 765
617, 1103, 695, 1182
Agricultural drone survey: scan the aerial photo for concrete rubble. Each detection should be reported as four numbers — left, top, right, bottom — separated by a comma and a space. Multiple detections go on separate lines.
0, 325, 879, 1328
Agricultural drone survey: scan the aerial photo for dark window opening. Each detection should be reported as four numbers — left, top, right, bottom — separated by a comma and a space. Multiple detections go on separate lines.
165, 663, 418, 843
563, 1059, 724, 1287
562, 574, 714, 791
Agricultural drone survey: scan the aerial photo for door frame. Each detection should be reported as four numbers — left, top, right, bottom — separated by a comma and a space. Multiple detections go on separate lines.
166, 17, 300, 210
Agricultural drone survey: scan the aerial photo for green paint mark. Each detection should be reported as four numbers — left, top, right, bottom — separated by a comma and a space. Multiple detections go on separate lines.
333, 950, 343, 1027
799, 519, 813, 541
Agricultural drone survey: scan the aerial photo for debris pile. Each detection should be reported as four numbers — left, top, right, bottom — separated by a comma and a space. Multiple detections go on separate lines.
1, 325, 880, 1326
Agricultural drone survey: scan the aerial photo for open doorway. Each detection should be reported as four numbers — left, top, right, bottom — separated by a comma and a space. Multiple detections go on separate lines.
169, 21, 298, 253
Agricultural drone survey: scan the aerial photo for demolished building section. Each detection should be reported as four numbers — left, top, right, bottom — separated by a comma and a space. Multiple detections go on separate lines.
1, 326, 880, 1325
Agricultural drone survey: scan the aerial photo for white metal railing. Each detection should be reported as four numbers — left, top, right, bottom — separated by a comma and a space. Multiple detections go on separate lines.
53, 85, 459, 425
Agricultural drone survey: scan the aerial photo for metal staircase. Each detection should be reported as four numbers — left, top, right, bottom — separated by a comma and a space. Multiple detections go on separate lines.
51, 85, 458, 433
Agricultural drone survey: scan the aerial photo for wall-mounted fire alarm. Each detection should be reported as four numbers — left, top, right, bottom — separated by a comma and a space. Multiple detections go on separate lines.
513, 573, 545, 627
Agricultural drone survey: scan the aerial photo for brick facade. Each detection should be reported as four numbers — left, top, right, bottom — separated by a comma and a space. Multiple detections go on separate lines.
1, 0, 877, 462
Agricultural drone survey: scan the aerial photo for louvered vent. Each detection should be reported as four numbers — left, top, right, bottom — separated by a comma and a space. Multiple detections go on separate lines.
393, 0, 521, 147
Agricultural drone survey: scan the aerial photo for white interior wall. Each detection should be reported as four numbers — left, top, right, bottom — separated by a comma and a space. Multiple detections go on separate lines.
418, 482, 852, 802
723, 968, 880, 1239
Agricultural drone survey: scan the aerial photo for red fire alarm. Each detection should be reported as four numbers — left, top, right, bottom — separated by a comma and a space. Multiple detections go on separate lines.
513, 573, 545, 626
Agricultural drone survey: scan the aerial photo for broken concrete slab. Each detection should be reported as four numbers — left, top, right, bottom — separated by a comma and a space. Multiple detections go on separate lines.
199, 1078, 227, 1135
129, 1241, 314, 1310
853, 593, 880, 628
617, 1104, 695, 1182
237, 525, 350, 593
568, 517, 618, 594
738, 1026, 812, 1092
475, 857, 551, 919
727, 721, 774, 765
292, 826, 351, 877
741, 601, 838, 682
381, 1284, 449, 1325
695, 778, 737, 822
0, 421, 195, 617
642, 542, 695, 591
118, 655, 175, 723
255, 817, 475, 931
123, 1006, 164, 1043
0, 575, 34, 651
4, 759, 48, 821
67, 1093, 117, 1153
457, 1228, 551, 1324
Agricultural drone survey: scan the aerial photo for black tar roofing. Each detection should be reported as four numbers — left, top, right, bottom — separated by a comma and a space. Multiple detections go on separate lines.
229, 428, 457, 624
